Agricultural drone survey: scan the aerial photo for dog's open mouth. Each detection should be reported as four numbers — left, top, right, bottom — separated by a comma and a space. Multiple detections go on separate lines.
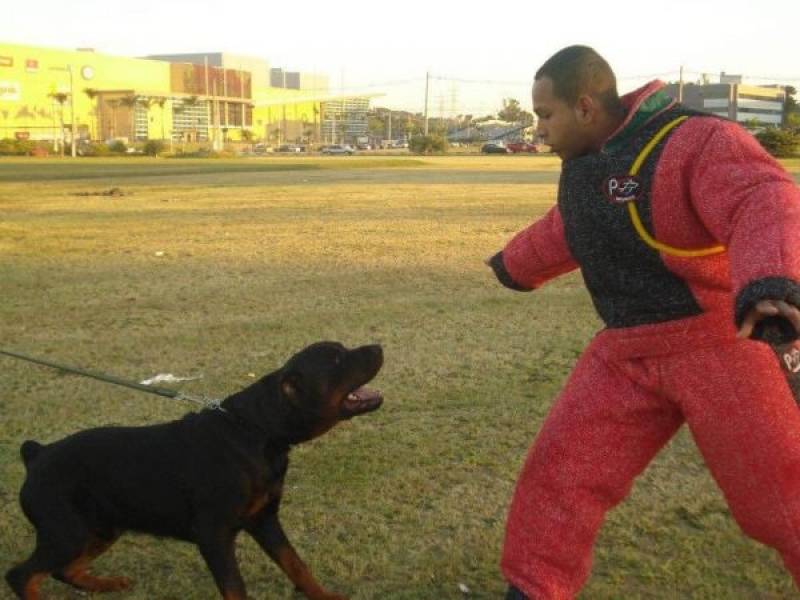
342, 386, 383, 418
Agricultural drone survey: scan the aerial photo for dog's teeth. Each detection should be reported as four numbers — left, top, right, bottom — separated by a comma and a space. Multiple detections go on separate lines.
348, 393, 357, 401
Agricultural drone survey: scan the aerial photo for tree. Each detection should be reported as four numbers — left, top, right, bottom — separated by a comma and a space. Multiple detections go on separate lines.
119, 94, 140, 142
49, 92, 69, 157
83, 88, 99, 140
151, 96, 169, 147
784, 86, 799, 131
367, 114, 385, 138
498, 98, 534, 125
137, 97, 154, 141
409, 134, 447, 154
744, 117, 762, 131
755, 127, 800, 158
106, 98, 121, 140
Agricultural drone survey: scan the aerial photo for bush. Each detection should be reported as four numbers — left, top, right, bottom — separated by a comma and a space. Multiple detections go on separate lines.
143, 140, 166, 157
409, 135, 447, 155
168, 148, 234, 159
755, 128, 800, 158
0, 138, 36, 156
80, 142, 111, 157
109, 140, 128, 154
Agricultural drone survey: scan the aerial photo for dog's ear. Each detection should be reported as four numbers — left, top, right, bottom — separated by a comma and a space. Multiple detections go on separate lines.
280, 372, 302, 401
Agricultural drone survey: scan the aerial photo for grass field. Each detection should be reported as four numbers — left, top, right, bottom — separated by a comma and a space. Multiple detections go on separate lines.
1, 155, 798, 599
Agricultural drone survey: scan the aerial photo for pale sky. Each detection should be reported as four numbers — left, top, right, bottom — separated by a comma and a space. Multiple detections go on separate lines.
4, 0, 798, 116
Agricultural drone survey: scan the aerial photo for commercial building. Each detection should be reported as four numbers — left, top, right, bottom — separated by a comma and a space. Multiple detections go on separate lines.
0, 42, 375, 147
664, 74, 786, 127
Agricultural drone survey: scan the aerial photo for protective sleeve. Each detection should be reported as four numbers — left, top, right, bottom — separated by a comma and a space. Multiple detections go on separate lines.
489, 204, 579, 291
685, 119, 800, 326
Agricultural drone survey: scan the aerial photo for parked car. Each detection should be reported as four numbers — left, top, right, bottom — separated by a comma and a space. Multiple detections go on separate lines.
481, 142, 510, 154
321, 144, 355, 155
506, 141, 540, 153
275, 144, 305, 153
356, 143, 372, 150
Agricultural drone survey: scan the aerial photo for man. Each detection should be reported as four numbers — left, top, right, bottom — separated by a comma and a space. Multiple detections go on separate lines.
488, 45, 800, 599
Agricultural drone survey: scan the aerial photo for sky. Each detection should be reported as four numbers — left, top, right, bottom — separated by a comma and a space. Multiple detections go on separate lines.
4, 0, 798, 116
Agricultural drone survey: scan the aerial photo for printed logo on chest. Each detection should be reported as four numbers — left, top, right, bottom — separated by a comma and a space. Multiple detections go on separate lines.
783, 344, 800, 374
602, 175, 642, 204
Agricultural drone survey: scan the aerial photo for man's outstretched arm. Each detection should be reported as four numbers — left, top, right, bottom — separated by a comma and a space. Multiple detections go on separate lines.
487, 205, 578, 291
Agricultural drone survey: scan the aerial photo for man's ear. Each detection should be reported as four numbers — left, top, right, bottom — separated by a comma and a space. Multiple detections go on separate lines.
280, 372, 302, 400
574, 94, 596, 124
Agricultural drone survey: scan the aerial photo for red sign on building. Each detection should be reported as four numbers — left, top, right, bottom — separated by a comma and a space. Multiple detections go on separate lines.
25, 59, 38, 72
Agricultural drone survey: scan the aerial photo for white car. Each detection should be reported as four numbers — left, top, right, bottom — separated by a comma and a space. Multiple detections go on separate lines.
321, 144, 355, 155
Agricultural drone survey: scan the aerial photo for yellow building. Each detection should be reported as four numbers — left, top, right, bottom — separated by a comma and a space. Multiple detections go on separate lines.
0, 42, 172, 145
0, 42, 371, 148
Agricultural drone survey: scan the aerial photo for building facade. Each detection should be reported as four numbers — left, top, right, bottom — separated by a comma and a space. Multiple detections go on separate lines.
664, 76, 785, 128
0, 42, 369, 147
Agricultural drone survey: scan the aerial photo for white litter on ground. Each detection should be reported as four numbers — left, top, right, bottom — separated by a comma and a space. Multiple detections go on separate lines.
458, 583, 471, 594
140, 373, 203, 385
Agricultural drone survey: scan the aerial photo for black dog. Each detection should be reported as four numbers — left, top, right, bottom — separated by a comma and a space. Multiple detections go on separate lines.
6, 341, 383, 600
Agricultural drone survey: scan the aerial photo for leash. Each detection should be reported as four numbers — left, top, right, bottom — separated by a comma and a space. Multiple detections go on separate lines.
0, 348, 225, 411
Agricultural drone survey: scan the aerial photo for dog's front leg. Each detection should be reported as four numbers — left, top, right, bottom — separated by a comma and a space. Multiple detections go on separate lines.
246, 510, 347, 600
196, 526, 247, 600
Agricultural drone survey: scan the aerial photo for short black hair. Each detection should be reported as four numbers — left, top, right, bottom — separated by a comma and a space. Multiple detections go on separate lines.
535, 45, 624, 115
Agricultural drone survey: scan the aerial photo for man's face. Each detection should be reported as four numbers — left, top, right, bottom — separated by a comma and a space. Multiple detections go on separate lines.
533, 76, 590, 160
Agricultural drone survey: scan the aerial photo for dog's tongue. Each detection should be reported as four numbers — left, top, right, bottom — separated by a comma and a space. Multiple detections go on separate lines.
343, 386, 383, 416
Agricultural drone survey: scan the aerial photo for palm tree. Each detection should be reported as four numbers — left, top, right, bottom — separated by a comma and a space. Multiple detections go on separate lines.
49, 92, 69, 157
106, 98, 120, 140
151, 96, 171, 151
119, 94, 139, 143
83, 88, 99, 140
137, 96, 154, 140
151, 96, 168, 140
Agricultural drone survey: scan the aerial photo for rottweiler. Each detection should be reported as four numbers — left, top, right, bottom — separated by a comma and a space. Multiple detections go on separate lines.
5, 341, 383, 600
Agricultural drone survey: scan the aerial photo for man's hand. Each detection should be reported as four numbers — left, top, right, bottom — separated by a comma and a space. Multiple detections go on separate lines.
737, 299, 800, 339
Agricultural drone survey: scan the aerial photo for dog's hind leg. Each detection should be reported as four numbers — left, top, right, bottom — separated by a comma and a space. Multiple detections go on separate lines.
53, 533, 132, 593
5, 510, 92, 599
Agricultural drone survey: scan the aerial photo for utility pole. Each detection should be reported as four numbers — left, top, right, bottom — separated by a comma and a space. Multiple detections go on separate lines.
423, 72, 430, 136
68, 65, 76, 157
678, 65, 684, 103
387, 112, 392, 141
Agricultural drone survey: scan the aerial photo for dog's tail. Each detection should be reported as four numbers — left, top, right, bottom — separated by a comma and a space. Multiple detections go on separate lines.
20, 440, 44, 468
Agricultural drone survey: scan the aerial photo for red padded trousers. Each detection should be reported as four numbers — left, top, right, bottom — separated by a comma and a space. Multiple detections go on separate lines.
501, 313, 800, 599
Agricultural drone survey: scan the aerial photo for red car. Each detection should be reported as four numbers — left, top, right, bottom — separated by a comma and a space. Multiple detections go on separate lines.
506, 142, 540, 153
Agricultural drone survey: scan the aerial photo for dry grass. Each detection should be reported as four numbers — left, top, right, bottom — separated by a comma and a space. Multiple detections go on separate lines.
0, 155, 798, 599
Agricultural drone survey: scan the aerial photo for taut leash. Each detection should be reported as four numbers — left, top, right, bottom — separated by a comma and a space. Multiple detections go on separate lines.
0, 348, 225, 411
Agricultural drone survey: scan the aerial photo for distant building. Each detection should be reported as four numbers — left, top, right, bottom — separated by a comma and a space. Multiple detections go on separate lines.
320, 97, 370, 144
665, 75, 785, 128
0, 42, 366, 147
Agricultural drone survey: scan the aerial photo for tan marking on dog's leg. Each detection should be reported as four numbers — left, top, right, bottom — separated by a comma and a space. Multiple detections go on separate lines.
59, 538, 132, 592
23, 573, 47, 600
275, 546, 347, 600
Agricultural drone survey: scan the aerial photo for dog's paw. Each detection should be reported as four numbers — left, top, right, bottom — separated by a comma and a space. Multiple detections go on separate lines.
80, 575, 134, 592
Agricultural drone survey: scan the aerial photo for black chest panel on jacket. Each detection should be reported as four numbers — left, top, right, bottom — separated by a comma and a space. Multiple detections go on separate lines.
558, 106, 711, 328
